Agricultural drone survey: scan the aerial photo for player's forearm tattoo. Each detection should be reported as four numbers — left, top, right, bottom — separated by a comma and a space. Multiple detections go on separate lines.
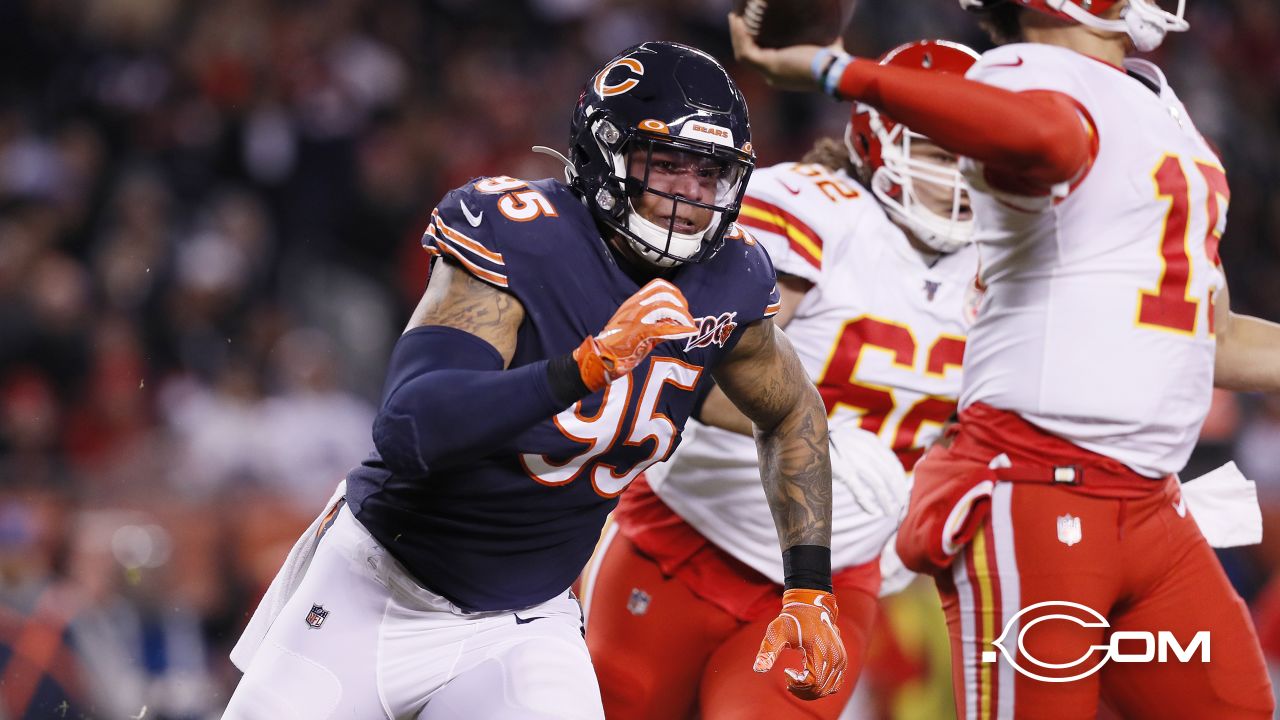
755, 368, 833, 549
718, 321, 832, 548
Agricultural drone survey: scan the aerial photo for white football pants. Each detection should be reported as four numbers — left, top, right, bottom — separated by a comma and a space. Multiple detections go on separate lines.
224, 506, 606, 719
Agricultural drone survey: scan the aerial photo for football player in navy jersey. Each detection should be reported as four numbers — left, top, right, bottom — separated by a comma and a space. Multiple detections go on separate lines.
224, 42, 847, 719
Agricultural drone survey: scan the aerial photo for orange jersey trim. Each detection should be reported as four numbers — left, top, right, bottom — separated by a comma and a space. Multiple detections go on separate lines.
434, 239, 509, 287
431, 210, 506, 265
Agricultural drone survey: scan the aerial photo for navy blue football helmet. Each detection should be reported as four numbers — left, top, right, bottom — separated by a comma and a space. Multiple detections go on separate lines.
566, 42, 755, 267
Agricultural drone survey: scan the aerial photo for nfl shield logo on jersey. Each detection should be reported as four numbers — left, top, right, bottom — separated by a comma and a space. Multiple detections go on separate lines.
306, 603, 329, 629
1057, 514, 1082, 547
627, 588, 651, 616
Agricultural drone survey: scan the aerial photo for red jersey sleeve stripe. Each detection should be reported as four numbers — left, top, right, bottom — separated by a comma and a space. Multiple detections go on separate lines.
738, 197, 823, 269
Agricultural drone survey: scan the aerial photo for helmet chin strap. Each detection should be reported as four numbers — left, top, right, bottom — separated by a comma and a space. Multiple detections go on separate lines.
1048, 0, 1188, 52
625, 202, 717, 268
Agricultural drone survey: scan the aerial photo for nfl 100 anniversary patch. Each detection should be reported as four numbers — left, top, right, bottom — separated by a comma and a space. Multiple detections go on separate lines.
684, 312, 738, 351
306, 603, 330, 629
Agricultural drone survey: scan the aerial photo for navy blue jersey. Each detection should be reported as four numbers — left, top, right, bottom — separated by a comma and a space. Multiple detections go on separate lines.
346, 175, 780, 611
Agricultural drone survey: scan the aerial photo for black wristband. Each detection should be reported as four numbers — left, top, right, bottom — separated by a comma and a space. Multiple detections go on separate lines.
547, 353, 592, 406
782, 544, 832, 592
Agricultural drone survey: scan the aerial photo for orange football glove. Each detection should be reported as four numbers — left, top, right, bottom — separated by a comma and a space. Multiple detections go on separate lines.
753, 589, 848, 701
573, 279, 698, 391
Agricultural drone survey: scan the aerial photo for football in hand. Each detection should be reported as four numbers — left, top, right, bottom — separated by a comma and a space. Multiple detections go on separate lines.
734, 0, 856, 49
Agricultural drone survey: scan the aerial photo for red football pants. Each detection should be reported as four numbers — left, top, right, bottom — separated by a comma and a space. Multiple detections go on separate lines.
581, 526, 879, 720
937, 476, 1273, 719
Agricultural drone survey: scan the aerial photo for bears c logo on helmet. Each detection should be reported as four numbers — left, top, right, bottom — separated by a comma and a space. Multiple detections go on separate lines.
594, 57, 645, 97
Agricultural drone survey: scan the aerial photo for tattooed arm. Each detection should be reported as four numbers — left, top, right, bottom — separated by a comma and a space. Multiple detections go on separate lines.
712, 319, 832, 551
404, 259, 523, 366
372, 259, 590, 474
697, 274, 812, 437
718, 320, 844, 700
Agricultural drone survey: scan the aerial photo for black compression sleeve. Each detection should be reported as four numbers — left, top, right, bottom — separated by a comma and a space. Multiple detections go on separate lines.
372, 326, 591, 475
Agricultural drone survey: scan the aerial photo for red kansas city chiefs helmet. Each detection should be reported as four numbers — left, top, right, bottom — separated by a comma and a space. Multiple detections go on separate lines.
958, 0, 1188, 52
846, 40, 979, 254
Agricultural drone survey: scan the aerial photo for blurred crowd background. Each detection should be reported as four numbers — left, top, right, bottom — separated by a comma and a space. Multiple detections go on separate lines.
0, 0, 1277, 717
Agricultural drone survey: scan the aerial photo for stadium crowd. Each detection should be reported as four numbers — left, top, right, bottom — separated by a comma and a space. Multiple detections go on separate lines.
0, 0, 1277, 716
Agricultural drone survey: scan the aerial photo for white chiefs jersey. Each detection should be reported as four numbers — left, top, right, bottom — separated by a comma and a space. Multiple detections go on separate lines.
648, 162, 977, 582
959, 44, 1229, 477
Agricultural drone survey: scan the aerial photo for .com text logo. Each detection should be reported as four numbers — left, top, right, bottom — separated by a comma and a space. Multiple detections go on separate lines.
981, 601, 1209, 683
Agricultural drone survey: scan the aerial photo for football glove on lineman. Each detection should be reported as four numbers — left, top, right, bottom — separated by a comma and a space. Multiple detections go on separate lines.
754, 589, 848, 700
574, 279, 698, 391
